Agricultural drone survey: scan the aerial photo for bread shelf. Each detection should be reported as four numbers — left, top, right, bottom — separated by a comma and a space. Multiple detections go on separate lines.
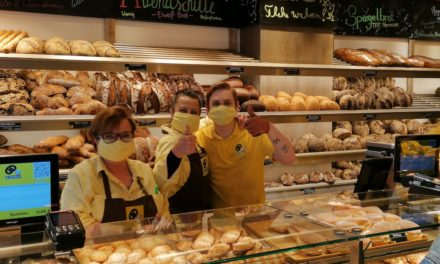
1, 105, 439, 131
0, 50, 439, 77
295, 150, 366, 164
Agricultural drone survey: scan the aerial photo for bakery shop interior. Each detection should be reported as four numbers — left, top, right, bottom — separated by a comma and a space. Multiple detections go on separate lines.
1, 3, 440, 264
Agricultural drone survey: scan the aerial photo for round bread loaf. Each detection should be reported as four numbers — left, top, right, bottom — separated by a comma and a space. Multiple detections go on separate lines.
241, 99, 266, 112
342, 169, 357, 180
234, 87, 250, 104
222, 76, 243, 88
352, 121, 370, 137
309, 171, 324, 183
339, 95, 357, 110
308, 138, 327, 152
354, 93, 370, 110
259, 95, 278, 111
0, 134, 7, 146
294, 138, 309, 153
333, 77, 348, 91
343, 137, 362, 150
320, 99, 340, 110
16, 37, 44, 54
276, 96, 292, 111
280, 172, 294, 186
405, 120, 423, 134
336, 121, 352, 132
325, 137, 344, 151
389, 120, 407, 135
44, 37, 70, 55
305, 96, 320, 111
369, 120, 385, 135
332, 168, 343, 178
245, 84, 259, 99
290, 95, 306, 111
69, 40, 96, 56
294, 173, 309, 184
332, 128, 352, 140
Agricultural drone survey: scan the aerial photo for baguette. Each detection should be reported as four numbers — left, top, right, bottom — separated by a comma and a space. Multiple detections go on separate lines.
0, 31, 16, 50
3, 31, 28, 53
0, 31, 20, 52
35, 135, 69, 148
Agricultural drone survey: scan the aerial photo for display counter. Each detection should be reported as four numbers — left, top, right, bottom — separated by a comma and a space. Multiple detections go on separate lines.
1, 189, 439, 263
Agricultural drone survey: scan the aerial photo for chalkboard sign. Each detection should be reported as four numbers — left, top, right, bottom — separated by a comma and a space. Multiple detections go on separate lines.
412, 0, 440, 40
113, 0, 240, 27
335, 0, 413, 38
0, 0, 109, 18
258, 0, 337, 28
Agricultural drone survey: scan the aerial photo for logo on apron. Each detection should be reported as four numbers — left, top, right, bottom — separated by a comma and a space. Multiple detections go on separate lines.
235, 143, 247, 158
126, 205, 144, 220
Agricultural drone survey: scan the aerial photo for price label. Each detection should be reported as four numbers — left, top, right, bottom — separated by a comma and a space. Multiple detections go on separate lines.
364, 70, 377, 77
363, 113, 377, 121
0, 122, 21, 131
284, 68, 300, 75
306, 115, 321, 122
389, 232, 407, 243
69, 121, 91, 129
226, 67, 244, 74
424, 112, 435, 118
301, 188, 315, 194
125, 64, 147, 72
136, 119, 157, 126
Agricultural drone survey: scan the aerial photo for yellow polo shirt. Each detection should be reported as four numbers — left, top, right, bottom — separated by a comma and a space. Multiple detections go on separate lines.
60, 156, 169, 228
196, 123, 274, 208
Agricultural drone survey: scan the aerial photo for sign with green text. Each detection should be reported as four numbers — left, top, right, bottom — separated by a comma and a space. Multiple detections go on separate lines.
335, 0, 413, 38
412, 0, 440, 40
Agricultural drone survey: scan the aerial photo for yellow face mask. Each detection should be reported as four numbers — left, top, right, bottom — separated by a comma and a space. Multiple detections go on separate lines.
171, 112, 200, 134
97, 139, 135, 162
208, 105, 237, 126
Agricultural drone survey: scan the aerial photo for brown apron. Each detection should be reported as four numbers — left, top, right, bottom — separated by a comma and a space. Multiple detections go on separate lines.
101, 171, 158, 223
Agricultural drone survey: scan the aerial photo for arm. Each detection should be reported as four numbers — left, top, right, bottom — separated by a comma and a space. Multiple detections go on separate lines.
267, 123, 296, 164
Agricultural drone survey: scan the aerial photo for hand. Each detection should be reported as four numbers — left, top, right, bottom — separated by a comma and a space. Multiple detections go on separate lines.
172, 125, 197, 158
244, 106, 270, 137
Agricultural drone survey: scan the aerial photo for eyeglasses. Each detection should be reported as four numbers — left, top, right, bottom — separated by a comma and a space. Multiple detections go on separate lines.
99, 132, 134, 144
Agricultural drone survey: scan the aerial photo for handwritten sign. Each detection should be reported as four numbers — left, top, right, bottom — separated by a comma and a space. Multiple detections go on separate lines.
335, 0, 413, 37
412, 0, 440, 40
0, 0, 109, 18
258, 0, 336, 28
114, 0, 239, 27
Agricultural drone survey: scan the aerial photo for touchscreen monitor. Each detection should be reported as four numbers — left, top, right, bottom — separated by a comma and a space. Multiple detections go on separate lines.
0, 153, 59, 227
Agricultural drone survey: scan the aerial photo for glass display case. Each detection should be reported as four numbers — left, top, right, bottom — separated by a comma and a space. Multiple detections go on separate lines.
1, 190, 439, 264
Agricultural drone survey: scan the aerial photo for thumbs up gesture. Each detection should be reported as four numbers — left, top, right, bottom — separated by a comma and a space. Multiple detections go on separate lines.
172, 125, 197, 158
244, 106, 270, 137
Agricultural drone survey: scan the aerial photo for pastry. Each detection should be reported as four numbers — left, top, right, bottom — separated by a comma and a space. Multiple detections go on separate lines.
219, 229, 241, 244
309, 171, 324, 183
51, 146, 69, 159
47, 72, 81, 88
31, 94, 69, 109
207, 243, 230, 258
276, 91, 292, 100
31, 84, 67, 97
126, 249, 147, 264
323, 171, 336, 184
0, 91, 29, 105
44, 37, 71, 55
73, 100, 106, 115
192, 231, 214, 249
0, 78, 26, 94
35, 135, 69, 148
68, 93, 92, 106
232, 236, 256, 252
65, 134, 85, 151
90, 250, 109, 262
106, 252, 127, 264
0, 102, 35, 115
7, 144, 34, 154
69, 40, 96, 56
92, 40, 120, 57
405, 120, 423, 134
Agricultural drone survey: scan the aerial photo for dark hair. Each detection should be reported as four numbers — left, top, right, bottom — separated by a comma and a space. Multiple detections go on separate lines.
206, 82, 238, 108
172, 89, 202, 112
88, 106, 136, 142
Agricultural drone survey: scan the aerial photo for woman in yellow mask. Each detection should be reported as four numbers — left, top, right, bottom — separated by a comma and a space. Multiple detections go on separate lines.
60, 106, 169, 232
196, 82, 296, 208
154, 89, 211, 214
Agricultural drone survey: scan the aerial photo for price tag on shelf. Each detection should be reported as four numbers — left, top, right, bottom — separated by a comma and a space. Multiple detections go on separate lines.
389, 232, 407, 243
226, 67, 244, 74
0, 122, 22, 131
284, 68, 300, 75
424, 112, 436, 118
136, 119, 157, 126
306, 115, 321, 122
301, 188, 316, 195
125, 64, 147, 72
69, 121, 91, 129
363, 113, 377, 121
364, 70, 377, 77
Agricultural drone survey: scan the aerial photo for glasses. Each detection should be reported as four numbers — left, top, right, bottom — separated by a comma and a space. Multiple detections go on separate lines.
99, 132, 134, 143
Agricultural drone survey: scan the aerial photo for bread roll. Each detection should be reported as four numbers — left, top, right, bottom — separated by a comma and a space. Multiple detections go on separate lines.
333, 77, 348, 91
389, 120, 407, 135
308, 138, 327, 152
293, 92, 307, 100
73, 100, 106, 115
339, 95, 357, 110
290, 95, 306, 111
294, 138, 308, 153
369, 120, 386, 135
192, 231, 214, 249
323, 171, 336, 184
305, 96, 320, 111
280, 172, 294, 186
0, 134, 7, 146
31, 84, 67, 97
343, 137, 362, 150
69, 40, 96, 56
16, 37, 44, 54
309, 171, 324, 183
65, 134, 85, 151
241, 99, 266, 112
277, 96, 292, 111
342, 169, 357, 180
259, 95, 278, 111
207, 243, 230, 258
276, 91, 291, 100
294, 173, 309, 184
333, 128, 352, 140
352, 121, 370, 137
336, 121, 352, 132
325, 137, 344, 151
45, 37, 71, 55
405, 120, 423, 134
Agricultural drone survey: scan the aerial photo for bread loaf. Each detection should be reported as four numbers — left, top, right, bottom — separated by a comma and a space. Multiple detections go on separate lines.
389, 120, 407, 135
51, 146, 69, 159
361, 49, 394, 66
68, 93, 92, 106
294, 173, 309, 184
277, 96, 292, 111
31, 84, 67, 97
245, 84, 259, 99
16, 37, 44, 54
0, 31, 28, 53
36, 135, 69, 148
280, 172, 294, 186
343, 137, 362, 150
406, 55, 429, 67
222, 76, 243, 88
309, 171, 324, 183
339, 95, 357, 110
375, 50, 407, 66
405, 120, 423, 134
334, 48, 381, 66
294, 138, 308, 153
44, 37, 71, 55
369, 120, 385, 135
352, 121, 370, 137
290, 95, 306, 111
336, 121, 352, 132
76, 72, 94, 88
73, 100, 106, 115
323, 171, 336, 184
0, 102, 35, 116
325, 137, 345, 151
293, 92, 307, 100
36, 107, 73, 115
333, 128, 352, 140
47, 72, 81, 88
69, 40, 96, 56
320, 99, 340, 110
259, 95, 278, 111
333, 77, 348, 91
234, 88, 250, 104
241, 100, 266, 112
65, 134, 85, 151
276, 91, 291, 100
304, 96, 320, 111
308, 138, 327, 152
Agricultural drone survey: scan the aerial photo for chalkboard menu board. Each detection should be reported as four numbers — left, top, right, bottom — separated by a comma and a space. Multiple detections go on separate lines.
335, 0, 413, 38
0, 0, 108, 18
412, 0, 440, 40
112, 0, 239, 27
258, 0, 337, 28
